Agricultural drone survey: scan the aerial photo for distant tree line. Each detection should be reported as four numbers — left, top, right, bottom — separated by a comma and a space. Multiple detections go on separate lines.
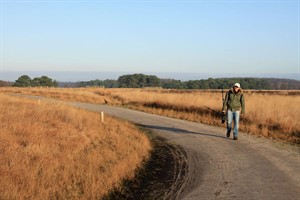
13, 75, 58, 87
178, 78, 272, 90
160, 77, 272, 89
6, 73, 299, 89
76, 79, 118, 88
76, 73, 300, 90
266, 78, 300, 90
164, 77, 300, 90
76, 74, 160, 88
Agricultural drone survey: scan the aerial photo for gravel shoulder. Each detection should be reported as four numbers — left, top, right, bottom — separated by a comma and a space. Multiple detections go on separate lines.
71, 102, 300, 200
103, 133, 188, 200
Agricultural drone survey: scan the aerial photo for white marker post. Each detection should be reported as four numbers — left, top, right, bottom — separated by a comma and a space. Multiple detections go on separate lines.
100, 111, 104, 123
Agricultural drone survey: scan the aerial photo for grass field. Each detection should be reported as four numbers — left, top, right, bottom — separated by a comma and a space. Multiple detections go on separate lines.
106, 88, 300, 143
1, 87, 299, 144
0, 94, 151, 199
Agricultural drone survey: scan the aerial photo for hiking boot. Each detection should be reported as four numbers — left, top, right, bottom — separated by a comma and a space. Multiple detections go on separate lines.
226, 131, 230, 137
233, 136, 238, 140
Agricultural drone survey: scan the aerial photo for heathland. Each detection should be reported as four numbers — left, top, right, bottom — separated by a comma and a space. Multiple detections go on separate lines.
1, 87, 299, 144
0, 94, 151, 199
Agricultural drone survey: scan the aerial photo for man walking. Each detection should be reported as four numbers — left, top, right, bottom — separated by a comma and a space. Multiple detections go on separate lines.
222, 83, 245, 140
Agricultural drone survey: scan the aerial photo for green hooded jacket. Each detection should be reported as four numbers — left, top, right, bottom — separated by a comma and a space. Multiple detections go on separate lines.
222, 89, 245, 114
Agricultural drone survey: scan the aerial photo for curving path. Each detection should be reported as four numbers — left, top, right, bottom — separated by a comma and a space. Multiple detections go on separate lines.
70, 102, 300, 200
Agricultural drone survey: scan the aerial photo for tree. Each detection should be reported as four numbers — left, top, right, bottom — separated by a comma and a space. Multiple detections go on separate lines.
102, 79, 118, 88
32, 77, 41, 87
146, 75, 160, 87
118, 74, 161, 88
13, 75, 57, 87
38, 76, 57, 87
161, 79, 184, 89
13, 75, 32, 87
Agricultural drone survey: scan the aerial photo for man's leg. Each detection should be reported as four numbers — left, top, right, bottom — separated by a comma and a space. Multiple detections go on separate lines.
233, 111, 240, 139
226, 110, 233, 137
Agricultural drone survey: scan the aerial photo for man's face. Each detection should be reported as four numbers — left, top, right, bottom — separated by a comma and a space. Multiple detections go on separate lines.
234, 86, 239, 92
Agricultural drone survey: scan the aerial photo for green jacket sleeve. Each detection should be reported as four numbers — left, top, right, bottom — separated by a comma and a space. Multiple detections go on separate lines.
241, 94, 245, 114
222, 92, 229, 112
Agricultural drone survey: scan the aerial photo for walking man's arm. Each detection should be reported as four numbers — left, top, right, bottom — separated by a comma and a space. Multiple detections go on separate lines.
222, 92, 229, 112
241, 94, 245, 115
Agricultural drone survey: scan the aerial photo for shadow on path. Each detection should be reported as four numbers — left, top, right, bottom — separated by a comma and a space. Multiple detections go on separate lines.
137, 124, 228, 140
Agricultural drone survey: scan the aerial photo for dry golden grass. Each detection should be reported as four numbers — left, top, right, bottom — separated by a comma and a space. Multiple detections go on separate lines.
1, 87, 299, 143
0, 94, 151, 199
0, 87, 118, 104
108, 89, 300, 143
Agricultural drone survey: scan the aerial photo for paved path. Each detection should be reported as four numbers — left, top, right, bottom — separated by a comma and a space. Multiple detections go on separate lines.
71, 102, 300, 200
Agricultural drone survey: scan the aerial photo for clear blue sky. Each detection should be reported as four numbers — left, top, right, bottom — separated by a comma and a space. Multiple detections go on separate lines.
0, 0, 299, 79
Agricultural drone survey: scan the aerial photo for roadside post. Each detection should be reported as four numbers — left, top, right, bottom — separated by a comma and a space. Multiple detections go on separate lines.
100, 111, 104, 123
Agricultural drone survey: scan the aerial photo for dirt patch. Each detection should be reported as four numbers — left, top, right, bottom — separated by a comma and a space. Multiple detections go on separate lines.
103, 128, 188, 200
